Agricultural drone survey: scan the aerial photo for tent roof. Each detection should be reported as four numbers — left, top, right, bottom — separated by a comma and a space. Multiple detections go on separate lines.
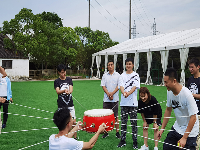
92, 28, 200, 56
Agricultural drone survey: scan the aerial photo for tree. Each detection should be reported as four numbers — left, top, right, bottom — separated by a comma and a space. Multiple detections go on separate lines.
36, 11, 63, 29
74, 27, 118, 69
2, 8, 76, 68
57, 27, 83, 68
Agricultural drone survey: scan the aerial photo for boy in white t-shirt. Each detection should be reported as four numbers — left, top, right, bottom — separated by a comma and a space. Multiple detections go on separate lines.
117, 58, 140, 149
49, 107, 106, 150
158, 68, 199, 150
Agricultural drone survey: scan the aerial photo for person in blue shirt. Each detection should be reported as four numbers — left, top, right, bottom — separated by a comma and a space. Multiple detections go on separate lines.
0, 66, 13, 129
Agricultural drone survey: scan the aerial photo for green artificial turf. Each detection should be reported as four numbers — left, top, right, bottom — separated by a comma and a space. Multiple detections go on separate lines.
0, 80, 176, 150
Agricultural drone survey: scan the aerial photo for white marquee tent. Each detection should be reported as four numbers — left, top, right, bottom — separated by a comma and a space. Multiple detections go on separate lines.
91, 28, 200, 85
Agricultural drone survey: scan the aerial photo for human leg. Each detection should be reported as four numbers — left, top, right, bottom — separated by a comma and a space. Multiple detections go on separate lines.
120, 106, 128, 141
154, 125, 158, 147
196, 115, 200, 150
163, 127, 180, 150
117, 106, 128, 147
129, 107, 138, 148
143, 124, 149, 147
185, 136, 197, 150
3, 101, 9, 125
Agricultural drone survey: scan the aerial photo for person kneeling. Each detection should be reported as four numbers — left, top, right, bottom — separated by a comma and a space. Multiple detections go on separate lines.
49, 107, 106, 150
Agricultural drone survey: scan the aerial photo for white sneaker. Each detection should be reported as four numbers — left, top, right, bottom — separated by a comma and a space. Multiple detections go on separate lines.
154, 147, 158, 150
139, 144, 149, 150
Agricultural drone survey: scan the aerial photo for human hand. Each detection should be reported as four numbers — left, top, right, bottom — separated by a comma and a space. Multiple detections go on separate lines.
97, 123, 107, 134
177, 137, 187, 149
108, 92, 113, 100
76, 121, 83, 130
0, 97, 6, 103
157, 129, 164, 140
153, 123, 159, 131
124, 92, 129, 98
10, 98, 13, 103
65, 89, 70, 95
143, 121, 148, 130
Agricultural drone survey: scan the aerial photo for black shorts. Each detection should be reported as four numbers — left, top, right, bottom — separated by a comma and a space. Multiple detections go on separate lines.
103, 101, 118, 118
163, 126, 197, 150
145, 118, 162, 126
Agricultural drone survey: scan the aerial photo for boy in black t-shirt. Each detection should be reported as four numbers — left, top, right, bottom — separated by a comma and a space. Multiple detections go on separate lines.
54, 64, 77, 139
138, 87, 162, 150
187, 58, 200, 150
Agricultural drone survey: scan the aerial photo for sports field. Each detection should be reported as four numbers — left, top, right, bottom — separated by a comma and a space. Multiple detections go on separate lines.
0, 80, 175, 150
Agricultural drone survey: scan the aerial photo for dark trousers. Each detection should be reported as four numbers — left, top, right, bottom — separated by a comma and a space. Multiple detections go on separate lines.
163, 126, 197, 150
120, 106, 137, 144
0, 99, 9, 125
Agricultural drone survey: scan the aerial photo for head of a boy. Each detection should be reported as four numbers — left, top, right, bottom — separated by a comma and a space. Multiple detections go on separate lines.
0, 66, 5, 77
53, 108, 73, 131
125, 58, 134, 71
164, 67, 178, 91
57, 64, 66, 79
188, 58, 200, 75
107, 60, 114, 72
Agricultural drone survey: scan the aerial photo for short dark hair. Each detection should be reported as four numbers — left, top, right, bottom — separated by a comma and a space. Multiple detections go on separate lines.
139, 87, 151, 102
164, 67, 178, 81
107, 60, 114, 65
53, 107, 71, 131
188, 58, 200, 67
57, 64, 66, 72
1, 66, 5, 70
125, 57, 134, 64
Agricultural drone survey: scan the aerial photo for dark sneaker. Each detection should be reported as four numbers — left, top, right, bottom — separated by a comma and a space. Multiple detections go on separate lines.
2, 124, 6, 129
133, 145, 138, 149
117, 140, 126, 148
116, 132, 121, 139
133, 142, 138, 149
102, 132, 109, 138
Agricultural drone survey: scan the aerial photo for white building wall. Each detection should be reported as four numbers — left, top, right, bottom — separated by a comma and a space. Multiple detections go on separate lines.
0, 59, 29, 80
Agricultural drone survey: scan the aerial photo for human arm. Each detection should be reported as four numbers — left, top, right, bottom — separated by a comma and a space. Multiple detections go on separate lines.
120, 86, 125, 96
192, 93, 200, 100
177, 115, 197, 148
67, 121, 83, 138
157, 107, 172, 140
55, 85, 73, 95
103, 86, 119, 100
141, 113, 148, 130
82, 123, 106, 149
153, 115, 159, 131
55, 87, 67, 95
65, 85, 73, 95
110, 86, 119, 97
0, 66, 7, 77
124, 86, 136, 98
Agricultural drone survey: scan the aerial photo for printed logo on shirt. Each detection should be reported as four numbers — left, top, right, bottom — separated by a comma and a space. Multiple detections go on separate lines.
188, 83, 199, 101
172, 100, 181, 109
59, 83, 71, 105
60, 83, 69, 95
124, 75, 138, 90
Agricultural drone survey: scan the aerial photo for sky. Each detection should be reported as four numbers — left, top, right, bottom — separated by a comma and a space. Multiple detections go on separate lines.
0, 0, 200, 43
